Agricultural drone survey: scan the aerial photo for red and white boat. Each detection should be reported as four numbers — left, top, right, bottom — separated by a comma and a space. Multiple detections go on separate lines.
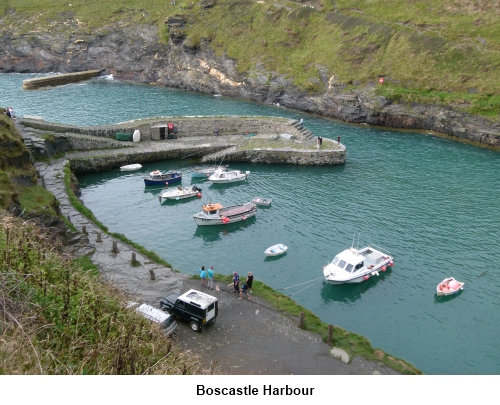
436, 277, 465, 296
192, 201, 256, 226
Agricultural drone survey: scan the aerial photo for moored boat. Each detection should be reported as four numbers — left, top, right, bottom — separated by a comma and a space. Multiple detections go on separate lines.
143, 170, 182, 186
253, 197, 272, 206
120, 163, 142, 171
436, 277, 465, 296
208, 167, 250, 183
193, 201, 257, 226
323, 245, 394, 285
265, 244, 287, 257
159, 185, 202, 202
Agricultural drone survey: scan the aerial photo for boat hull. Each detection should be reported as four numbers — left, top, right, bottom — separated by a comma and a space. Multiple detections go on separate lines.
144, 173, 182, 186
193, 203, 257, 226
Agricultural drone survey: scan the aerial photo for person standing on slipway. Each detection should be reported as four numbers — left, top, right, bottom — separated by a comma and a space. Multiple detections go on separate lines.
199, 266, 207, 287
207, 266, 215, 290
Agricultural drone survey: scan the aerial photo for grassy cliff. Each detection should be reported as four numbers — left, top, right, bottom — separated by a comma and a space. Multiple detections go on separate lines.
1, 1, 500, 118
0, 214, 200, 374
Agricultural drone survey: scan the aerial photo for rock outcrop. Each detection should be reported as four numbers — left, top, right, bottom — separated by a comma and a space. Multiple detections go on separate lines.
1, 19, 499, 148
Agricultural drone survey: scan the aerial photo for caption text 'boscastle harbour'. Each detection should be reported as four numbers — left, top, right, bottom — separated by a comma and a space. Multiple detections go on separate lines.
197, 385, 315, 396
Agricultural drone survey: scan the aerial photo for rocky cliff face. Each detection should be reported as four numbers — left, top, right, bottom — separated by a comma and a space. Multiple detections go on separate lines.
1, 19, 499, 148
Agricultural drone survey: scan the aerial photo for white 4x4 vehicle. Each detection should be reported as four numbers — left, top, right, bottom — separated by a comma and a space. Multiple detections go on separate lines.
127, 302, 178, 337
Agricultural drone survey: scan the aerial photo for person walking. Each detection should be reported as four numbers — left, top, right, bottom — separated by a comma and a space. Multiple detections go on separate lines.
319, 136, 323, 149
207, 266, 215, 290
337, 135, 341, 145
228, 272, 239, 293
214, 127, 219, 136
199, 266, 207, 287
299, 118, 304, 130
246, 271, 254, 294
316, 136, 321, 150
239, 283, 251, 300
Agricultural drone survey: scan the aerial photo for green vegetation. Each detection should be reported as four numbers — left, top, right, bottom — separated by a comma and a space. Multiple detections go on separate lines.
1, 1, 500, 117
0, 214, 200, 374
18, 185, 60, 216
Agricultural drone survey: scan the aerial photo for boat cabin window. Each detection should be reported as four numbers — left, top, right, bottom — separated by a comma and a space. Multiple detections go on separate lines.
354, 262, 364, 272
337, 259, 347, 269
332, 257, 340, 266
345, 263, 354, 273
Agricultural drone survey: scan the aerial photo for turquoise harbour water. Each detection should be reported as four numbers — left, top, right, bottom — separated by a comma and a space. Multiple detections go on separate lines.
2, 73, 500, 375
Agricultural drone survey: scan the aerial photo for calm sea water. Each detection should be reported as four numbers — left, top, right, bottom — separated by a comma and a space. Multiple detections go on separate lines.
2, 73, 500, 375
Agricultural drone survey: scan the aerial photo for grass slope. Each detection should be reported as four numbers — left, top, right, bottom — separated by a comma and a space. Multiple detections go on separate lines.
0, 214, 201, 374
1, 1, 499, 117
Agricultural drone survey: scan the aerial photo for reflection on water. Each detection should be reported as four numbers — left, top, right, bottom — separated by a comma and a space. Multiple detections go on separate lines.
433, 291, 465, 305
320, 269, 394, 304
192, 216, 257, 242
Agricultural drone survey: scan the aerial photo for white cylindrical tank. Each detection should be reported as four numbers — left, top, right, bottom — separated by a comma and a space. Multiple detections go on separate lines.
132, 129, 141, 142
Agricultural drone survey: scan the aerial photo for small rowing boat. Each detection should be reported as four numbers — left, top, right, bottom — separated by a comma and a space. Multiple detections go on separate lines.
120, 163, 142, 171
265, 244, 287, 257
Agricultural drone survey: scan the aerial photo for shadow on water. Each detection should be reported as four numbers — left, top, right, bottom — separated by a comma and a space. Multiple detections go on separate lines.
264, 252, 287, 262
320, 269, 393, 304
433, 290, 465, 304
160, 196, 201, 205
193, 216, 257, 243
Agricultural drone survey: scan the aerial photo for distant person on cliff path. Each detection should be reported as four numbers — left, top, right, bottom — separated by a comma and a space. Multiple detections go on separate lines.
299, 118, 304, 130
6, 106, 14, 118
246, 271, 253, 293
214, 127, 219, 136
207, 266, 215, 290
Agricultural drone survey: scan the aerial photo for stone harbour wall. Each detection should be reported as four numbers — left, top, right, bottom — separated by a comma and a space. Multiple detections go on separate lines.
69, 145, 229, 174
220, 148, 346, 165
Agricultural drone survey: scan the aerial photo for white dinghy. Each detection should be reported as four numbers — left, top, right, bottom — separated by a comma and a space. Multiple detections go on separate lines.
265, 244, 288, 257
120, 163, 142, 171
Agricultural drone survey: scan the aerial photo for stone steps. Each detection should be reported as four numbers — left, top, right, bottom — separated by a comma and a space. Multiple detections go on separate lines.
201, 146, 238, 163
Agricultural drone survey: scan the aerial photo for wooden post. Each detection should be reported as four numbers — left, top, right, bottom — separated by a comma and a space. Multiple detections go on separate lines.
132, 252, 136, 263
299, 312, 305, 329
149, 269, 155, 280
112, 241, 118, 253
96, 232, 102, 242
327, 325, 334, 342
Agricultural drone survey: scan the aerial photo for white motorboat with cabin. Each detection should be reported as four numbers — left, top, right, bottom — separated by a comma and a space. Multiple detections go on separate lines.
120, 163, 142, 171
159, 185, 202, 202
323, 245, 394, 285
265, 244, 287, 257
193, 201, 257, 226
208, 167, 250, 183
